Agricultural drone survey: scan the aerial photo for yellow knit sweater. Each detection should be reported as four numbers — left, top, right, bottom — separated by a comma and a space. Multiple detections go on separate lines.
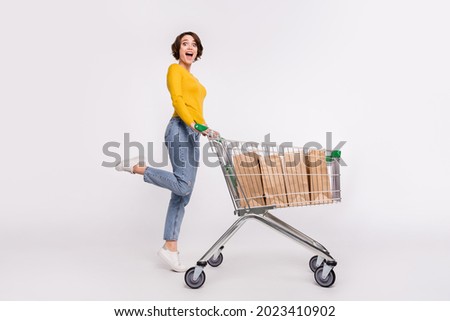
167, 63, 207, 126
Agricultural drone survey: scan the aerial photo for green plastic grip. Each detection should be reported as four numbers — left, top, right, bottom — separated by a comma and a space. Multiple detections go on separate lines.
326, 150, 341, 162
194, 123, 208, 132
331, 150, 341, 158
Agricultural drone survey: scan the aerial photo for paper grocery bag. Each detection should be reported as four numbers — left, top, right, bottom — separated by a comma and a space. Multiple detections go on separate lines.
283, 152, 310, 206
306, 149, 332, 204
232, 152, 265, 208
258, 154, 288, 207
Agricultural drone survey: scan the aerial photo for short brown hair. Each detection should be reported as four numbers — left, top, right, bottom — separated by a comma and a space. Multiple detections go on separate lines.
171, 31, 203, 61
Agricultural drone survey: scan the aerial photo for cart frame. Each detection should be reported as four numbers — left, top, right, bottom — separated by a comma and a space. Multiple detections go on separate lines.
184, 136, 341, 289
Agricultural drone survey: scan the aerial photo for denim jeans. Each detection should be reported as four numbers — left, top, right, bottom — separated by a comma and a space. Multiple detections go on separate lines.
143, 117, 200, 241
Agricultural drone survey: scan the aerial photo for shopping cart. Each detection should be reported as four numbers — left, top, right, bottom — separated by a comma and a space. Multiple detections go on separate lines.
184, 135, 342, 289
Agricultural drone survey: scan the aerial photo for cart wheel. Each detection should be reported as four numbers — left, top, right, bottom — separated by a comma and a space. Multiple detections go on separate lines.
207, 253, 223, 267
314, 266, 336, 288
184, 267, 206, 289
309, 255, 323, 272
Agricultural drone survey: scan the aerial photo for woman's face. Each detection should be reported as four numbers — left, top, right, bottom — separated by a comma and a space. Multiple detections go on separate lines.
179, 35, 198, 66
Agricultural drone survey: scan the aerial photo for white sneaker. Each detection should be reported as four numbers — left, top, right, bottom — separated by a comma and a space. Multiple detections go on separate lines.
115, 157, 143, 174
157, 247, 187, 272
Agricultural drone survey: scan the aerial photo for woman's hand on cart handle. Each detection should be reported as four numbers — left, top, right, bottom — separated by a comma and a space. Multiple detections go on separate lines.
201, 125, 221, 139
191, 123, 220, 139
191, 122, 207, 135
206, 128, 220, 139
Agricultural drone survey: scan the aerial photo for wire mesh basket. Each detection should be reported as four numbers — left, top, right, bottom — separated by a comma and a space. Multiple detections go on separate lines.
211, 138, 341, 215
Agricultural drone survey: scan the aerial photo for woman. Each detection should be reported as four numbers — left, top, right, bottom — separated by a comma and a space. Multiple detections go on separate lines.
115, 31, 219, 272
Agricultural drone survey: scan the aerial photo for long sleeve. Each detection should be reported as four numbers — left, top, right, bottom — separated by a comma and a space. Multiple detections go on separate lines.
167, 65, 195, 126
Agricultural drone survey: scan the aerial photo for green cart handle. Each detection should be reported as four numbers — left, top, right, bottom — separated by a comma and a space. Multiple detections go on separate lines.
326, 150, 341, 162
194, 123, 208, 132
195, 123, 223, 141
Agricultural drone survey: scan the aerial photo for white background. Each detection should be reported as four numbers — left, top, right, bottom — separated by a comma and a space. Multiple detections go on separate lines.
1, 0, 449, 300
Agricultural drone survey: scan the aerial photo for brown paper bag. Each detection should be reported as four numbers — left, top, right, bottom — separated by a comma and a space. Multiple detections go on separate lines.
232, 152, 265, 208
306, 149, 332, 204
258, 154, 288, 207
283, 152, 310, 206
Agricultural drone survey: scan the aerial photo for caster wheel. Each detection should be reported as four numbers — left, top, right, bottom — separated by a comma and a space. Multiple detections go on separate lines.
185, 267, 206, 289
314, 266, 336, 288
207, 253, 223, 267
309, 255, 323, 272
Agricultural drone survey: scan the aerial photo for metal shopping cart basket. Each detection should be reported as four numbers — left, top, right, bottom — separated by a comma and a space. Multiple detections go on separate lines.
184, 135, 342, 289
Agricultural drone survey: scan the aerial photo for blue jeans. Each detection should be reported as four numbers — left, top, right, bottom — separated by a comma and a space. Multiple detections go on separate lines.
143, 117, 200, 241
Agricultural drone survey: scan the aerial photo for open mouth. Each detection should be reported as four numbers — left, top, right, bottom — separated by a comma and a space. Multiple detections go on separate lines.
186, 52, 194, 58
